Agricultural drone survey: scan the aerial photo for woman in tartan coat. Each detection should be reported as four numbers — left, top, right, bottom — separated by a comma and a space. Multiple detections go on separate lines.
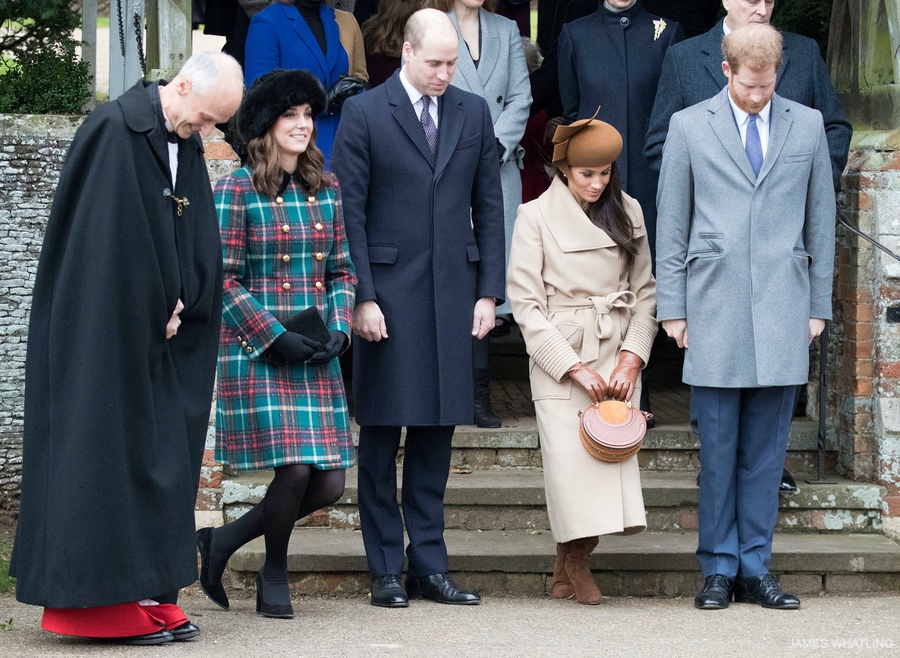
196, 69, 356, 620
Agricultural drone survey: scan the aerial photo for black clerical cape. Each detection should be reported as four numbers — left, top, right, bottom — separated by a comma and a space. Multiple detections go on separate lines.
10, 80, 223, 608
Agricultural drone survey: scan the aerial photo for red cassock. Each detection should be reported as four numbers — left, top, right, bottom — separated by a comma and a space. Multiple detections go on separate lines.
42, 603, 188, 638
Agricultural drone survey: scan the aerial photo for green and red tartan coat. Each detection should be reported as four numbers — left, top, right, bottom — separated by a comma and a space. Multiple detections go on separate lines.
214, 165, 356, 471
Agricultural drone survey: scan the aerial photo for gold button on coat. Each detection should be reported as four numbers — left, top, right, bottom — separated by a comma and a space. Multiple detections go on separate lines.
282, 254, 291, 262
246, 346, 253, 353
241, 341, 248, 347
315, 252, 324, 261
283, 282, 291, 291
315, 281, 323, 290
314, 223, 323, 231
276, 196, 284, 204
308, 196, 316, 203
282, 224, 290, 233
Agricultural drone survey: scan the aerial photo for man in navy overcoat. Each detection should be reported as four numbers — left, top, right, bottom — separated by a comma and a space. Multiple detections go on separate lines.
331, 8, 505, 608
644, 0, 851, 191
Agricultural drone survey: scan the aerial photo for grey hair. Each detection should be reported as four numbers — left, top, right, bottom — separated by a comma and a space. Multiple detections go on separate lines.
173, 51, 244, 95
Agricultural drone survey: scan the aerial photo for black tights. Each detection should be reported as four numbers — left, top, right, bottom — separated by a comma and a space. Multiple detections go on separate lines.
208, 466, 345, 584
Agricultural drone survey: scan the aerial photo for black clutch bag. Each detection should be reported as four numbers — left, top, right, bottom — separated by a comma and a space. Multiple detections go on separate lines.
281, 306, 331, 343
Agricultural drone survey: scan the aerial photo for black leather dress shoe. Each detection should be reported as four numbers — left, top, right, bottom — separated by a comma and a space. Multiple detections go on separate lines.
780, 469, 798, 493
197, 527, 230, 610
734, 573, 800, 609
370, 575, 409, 608
406, 573, 481, 605
694, 574, 734, 610
113, 630, 175, 645
171, 622, 200, 641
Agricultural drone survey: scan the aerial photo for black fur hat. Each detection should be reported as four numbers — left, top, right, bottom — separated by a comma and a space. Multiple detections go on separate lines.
237, 69, 327, 142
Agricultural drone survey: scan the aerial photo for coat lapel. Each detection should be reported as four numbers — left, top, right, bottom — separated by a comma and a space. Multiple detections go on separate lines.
756, 94, 792, 185
448, 9, 481, 93
386, 73, 435, 167
434, 91, 464, 180
700, 22, 727, 91
540, 177, 618, 251
707, 88, 757, 185
476, 10, 499, 87
285, 4, 329, 78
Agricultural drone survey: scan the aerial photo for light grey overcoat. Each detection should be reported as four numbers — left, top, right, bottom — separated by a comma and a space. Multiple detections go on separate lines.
656, 88, 836, 388
449, 6, 531, 314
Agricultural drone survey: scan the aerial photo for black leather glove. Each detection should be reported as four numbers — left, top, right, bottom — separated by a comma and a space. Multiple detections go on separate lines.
308, 330, 347, 365
264, 331, 320, 366
496, 138, 505, 163
325, 75, 369, 115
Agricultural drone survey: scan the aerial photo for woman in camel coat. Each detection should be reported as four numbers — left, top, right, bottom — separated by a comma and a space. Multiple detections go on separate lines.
507, 116, 657, 604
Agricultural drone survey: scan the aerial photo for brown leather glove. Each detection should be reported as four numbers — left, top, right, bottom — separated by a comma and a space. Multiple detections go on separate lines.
567, 363, 607, 404
607, 350, 643, 402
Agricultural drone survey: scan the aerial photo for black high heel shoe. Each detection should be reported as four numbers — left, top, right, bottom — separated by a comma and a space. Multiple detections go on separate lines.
256, 572, 294, 619
196, 527, 230, 610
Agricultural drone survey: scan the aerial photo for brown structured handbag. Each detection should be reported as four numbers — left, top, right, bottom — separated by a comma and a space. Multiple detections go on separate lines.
578, 400, 647, 463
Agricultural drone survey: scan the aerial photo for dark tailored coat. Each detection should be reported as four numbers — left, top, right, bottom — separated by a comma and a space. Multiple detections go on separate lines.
331, 72, 505, 426
214, 167, 356, 471
245, 2, 351, 164
558, 3, 683, 257
644, 19, 852, 191
11, 81, 223, 608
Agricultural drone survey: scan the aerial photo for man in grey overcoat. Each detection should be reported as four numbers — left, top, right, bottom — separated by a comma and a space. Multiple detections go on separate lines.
656, 23, 835, 611
331, 9, 505, 608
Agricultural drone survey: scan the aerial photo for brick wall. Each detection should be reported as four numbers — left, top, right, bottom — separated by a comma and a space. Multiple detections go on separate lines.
0, 114, 238, 525
836, 129, 900, 537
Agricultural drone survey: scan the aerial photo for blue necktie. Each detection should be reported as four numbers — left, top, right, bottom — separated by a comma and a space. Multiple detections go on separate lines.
745, 113, 763, 177
420, 95, 437, 155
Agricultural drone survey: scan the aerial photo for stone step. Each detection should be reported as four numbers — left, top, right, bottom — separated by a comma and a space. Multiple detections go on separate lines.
224, 529, 900, 597
222, 469, 882, 533
324, 418, 833, 472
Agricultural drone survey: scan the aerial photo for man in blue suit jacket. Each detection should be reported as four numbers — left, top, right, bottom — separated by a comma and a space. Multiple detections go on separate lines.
644, 0, 851, 192
332, 8, 505, 609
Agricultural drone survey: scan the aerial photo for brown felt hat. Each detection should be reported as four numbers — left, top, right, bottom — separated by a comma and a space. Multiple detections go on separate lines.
551, 107, 623, 176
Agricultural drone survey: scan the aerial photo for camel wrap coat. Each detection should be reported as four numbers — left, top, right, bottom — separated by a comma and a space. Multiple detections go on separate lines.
507, 176, 657, 541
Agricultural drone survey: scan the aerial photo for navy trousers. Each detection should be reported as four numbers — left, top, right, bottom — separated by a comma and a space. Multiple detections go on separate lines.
357, 425, 455, 578
692, 385, 796, 579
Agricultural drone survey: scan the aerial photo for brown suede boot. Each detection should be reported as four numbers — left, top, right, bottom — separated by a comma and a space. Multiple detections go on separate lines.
564, 536, 602, 605
551, 542, 575, 600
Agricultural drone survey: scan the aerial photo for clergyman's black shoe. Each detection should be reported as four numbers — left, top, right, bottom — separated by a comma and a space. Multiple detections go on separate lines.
370, 575, 409, 608
171, 622, 200, 641
734, 573, 800, 610
406, 573, 481, 605
779, 469, 798, 493
112, 630, 175, 645
694, 574, 734, 610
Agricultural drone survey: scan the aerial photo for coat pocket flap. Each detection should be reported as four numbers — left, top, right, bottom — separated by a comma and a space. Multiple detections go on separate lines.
368, 244, 399, 264
784, 152, 813, 163
466, 242, 480, 262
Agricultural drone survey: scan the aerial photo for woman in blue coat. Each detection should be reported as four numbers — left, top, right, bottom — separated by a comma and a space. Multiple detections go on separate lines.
244, 0, 368, 164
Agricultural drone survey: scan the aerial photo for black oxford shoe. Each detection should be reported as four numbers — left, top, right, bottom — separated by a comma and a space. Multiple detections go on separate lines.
370, 575, 409, 608
779, 469, 798, 493
734, 573, 800, 609
694, 574, 734, 610
406, 573, 481, 605
112, 630, 175, 645
171, 622, 200, 641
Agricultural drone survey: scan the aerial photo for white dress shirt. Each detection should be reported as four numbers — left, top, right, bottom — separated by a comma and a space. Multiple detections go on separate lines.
728, 94, 771, 157
399, 66, 439, 129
